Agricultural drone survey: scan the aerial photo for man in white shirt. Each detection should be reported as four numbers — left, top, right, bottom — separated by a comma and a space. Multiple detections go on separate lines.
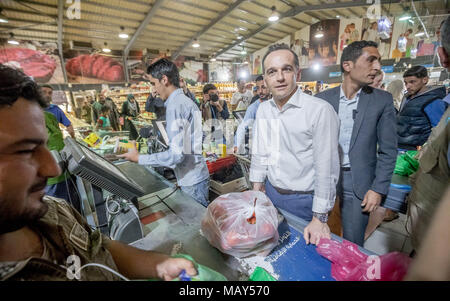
250, 43, 340, 246
231, 78, 253, 110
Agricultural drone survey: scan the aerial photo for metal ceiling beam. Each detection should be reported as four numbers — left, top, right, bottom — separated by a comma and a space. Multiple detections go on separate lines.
0, 19, 57, 32
123, 0, 166, 82
171, 0, 246, 59
216, 0, 408, 58
57, 0, 68, 83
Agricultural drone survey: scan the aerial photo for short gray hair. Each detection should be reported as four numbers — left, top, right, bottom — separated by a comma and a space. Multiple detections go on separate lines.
441, 16, 450, 54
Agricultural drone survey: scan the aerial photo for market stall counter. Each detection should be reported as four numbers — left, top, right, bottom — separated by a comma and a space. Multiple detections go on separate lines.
123, 163, 377, 281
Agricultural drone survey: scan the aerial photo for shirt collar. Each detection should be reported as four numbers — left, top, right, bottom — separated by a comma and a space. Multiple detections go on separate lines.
340, 85, 362, 102
269, 87, 302, 109
164, 88, 183, 108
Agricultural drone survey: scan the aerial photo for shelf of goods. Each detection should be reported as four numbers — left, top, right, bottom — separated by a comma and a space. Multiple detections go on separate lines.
109, 89, 150, 113
188, 82, 237, 103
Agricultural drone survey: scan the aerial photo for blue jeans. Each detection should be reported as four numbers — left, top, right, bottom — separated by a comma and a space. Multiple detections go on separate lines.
338, 170, 369, 246
181, 178, 210, 207
265, 180, 314, 221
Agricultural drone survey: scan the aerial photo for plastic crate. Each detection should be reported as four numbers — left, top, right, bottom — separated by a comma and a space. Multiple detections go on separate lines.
206, 155, 237, 174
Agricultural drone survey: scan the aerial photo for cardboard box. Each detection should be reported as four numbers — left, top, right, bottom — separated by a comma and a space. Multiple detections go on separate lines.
210, 177, 248, 195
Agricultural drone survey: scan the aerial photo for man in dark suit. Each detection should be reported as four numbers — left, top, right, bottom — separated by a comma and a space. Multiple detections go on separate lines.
316, 40, 398, 246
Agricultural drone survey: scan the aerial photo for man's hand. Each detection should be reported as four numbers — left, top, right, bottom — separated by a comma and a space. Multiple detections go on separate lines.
156, 256, 197, 281
252, 182, 266, 193
117, 141, 139, 162
361, 190, 382, 213
211, 101, 223, 112
303, 217, 331, 245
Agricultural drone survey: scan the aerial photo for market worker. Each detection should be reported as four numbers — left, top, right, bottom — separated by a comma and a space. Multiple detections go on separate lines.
405, 15, 450, 256
121, 94, 140, 140
397, 65, 447, 150
91, 91, 105, 125
42, 98, 81, 213
231, 78, 253, 110
0, 64, 197, 281
119, 59, 210, 207
250, 43, 340, 246
316, 40, 398, 246
234, 75, 269, 154
40, 84, 75, 138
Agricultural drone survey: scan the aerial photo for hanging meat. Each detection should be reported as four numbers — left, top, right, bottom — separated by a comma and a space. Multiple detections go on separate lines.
0, 48, 57, 83
65, 54, 124, 82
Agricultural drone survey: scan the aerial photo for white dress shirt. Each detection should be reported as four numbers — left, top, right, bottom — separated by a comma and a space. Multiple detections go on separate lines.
249, 88, 340, 214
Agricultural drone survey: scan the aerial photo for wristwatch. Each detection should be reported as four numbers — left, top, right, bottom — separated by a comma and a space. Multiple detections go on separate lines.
313, 212, 329, 223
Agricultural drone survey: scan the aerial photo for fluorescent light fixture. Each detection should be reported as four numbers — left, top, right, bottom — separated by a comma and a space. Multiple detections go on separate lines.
336, 15, 340, 18
408, 19, 414, 24
268, 6, 279, 22
237, 36, 243, 40
7, 32, 19, 45
210, 58, 216, 62
315, 33, 324, 38
399, 14, 411, 21
0, 9, 8, 23
239, 27, 246, 31
192, 39, 200, 48
119, 26, 129, 39
102, 42, 111, 53
415, 32, 424, 37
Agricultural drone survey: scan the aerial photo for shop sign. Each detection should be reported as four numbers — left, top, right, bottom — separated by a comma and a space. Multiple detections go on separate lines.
381, 66, 394, 73
329, 71, 342, 78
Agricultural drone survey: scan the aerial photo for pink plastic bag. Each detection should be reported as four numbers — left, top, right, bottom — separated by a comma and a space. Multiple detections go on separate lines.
316, 238, 412, 281
201, 191, 279, 258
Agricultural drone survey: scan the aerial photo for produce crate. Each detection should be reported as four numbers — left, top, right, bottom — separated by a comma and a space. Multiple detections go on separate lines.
210, 177, 248, 195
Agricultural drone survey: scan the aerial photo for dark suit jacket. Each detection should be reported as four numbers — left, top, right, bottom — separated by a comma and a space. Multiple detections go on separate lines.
316, 86, 398, 199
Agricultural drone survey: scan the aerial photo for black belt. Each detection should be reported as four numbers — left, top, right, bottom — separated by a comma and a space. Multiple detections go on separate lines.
272, 185, 314, 195
341, 167, 351, 171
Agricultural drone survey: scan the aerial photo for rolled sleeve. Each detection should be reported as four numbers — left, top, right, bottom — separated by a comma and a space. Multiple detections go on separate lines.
249, 109, 268, 183
311, 104, 340, 214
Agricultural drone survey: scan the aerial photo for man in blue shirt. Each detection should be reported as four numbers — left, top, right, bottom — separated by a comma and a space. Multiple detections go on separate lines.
40, 85, 75, 138
119, 59, 210, 207
397, 66, 447, 149
234, 75, 270, 153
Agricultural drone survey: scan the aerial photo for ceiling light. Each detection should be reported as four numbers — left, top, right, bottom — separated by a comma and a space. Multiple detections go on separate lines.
399, 9, 411, 21
268, 6, 279, 22
415, 32, 425, 37
336, 15, 340, 18
119, 26, 129, 39
313, 63, 320, 70
239, 27, 246, 31
102, 42, 111, 53
0, 9, 8, 23
210, 58, 216, 62
315, 32, 324, 38
408, 19, 414, 24
237, 36, 243, 40
241, 46, 247, 55
7, 33, 19, 45
240, 70, 248, 78
192, 39, 200, 48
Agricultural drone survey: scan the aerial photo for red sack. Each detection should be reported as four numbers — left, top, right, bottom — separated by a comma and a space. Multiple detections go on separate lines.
201, 191, 279, 258
316, 238, 412, 281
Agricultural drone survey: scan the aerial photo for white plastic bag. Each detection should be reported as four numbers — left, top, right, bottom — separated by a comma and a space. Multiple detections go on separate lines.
201, 191, 279, 258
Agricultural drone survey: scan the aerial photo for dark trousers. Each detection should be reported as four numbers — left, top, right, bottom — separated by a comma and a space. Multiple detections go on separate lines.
265, 180, 314, 222
338, 169, 369, 246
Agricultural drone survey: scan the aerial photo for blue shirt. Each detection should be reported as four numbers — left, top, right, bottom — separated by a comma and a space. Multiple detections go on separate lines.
45, 104, 71, 127
234, 99, 263, 150
138, 89, 209, 187
338, 87, 361, 168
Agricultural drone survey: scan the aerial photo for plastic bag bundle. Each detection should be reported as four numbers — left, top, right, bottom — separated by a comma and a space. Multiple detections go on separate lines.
201, 191, 279, 258
316, 238, 412, 281
394, 151, 419, 176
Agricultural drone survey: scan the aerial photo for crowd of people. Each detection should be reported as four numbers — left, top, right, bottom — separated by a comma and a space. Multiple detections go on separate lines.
0, 14, 448, 282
